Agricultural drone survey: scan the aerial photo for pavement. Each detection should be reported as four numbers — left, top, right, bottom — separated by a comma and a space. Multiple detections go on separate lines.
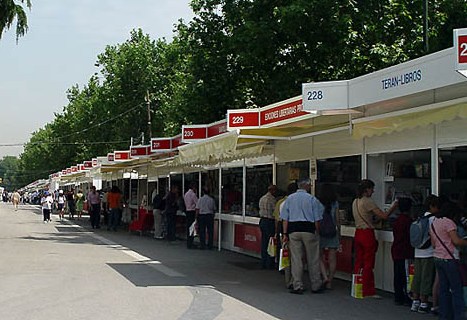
0, 202, 433, 320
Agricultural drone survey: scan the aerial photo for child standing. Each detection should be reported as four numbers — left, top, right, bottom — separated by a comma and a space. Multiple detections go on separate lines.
391, 197, 414, 305
411, 195, 440, 313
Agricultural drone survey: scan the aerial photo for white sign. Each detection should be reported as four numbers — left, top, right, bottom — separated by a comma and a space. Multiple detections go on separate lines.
302, 80, 349, 112
349, 48, 466, 108
454, 28, 467, 78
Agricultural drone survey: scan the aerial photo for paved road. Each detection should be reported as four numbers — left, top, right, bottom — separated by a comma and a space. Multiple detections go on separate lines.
0, 202, 429, 320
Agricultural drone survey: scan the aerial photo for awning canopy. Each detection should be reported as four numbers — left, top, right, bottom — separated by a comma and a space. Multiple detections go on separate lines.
237, 114, 351, 141
175, 131, 266, 166
352, 98, 467, 139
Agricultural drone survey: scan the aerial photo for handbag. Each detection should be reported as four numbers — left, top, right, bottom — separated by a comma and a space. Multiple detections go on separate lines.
267, 237, 276, 257
431, 223, 467, 286
351, 269, 364, 299
279, 244, 290, 271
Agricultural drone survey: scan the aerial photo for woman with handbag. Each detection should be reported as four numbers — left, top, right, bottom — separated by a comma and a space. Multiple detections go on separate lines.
352, 179, 398, 299
430, 202, 467, 320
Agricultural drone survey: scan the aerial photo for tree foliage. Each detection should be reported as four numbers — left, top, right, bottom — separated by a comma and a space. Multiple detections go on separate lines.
0, 0, 31, 41
17, 0, 467, 185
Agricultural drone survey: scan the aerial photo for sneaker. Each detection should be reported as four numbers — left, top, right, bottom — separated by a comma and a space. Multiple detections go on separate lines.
430, 306, 439, 315
410, 300, 420, 312
418, 303, 429, 314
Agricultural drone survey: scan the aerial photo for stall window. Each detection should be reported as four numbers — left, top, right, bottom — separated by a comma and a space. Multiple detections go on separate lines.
221, 167, 243, 215
246, 164, 273, 217
276, 160, 310, 194
183, 172, 199, 194
148, 181, 157, 205
130, 178, 138, 206
439, 146, 467, 207
367, 150, 431, 229
201, 169, 220, 212
317, 156, 361, 226
138, 178, 148, 207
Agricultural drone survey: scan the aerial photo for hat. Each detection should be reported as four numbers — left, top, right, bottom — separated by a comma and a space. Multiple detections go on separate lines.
59, 190, 63, 194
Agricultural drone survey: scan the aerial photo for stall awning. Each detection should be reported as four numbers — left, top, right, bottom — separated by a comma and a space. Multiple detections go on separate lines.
352, 99, 467, 139
175, 131, 265, 166
237, 114, 351, 141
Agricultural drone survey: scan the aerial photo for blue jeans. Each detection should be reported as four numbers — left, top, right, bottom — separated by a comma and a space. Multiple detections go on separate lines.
434, 258, 465, 320
108, 208, 119, 231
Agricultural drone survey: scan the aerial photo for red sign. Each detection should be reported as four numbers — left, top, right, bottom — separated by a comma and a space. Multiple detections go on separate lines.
92, 158, 98, 167
458, 35, 467, 64
130, 145, 151, 157
171, 135, 183, 149
207, 120, 228, 138
227, 110, 260, 129
79, 164, 86, 171
107, 153, 115, 162
71, 166, 78, 173
114, 151, 130, 161
62, 170, 67, 175
234, 224, 261, 253
260, 99, 306, 126
182, 126, 207, 141
83, 161, 93, 169
66, 168, 72, 174
151, 138, 171, 152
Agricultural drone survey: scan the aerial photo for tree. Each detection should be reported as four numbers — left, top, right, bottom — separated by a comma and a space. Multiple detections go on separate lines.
0, 0, 31, 41
0, 156, 21, 190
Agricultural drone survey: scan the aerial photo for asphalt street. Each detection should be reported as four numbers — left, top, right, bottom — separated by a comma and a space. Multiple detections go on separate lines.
0, 202, 430, 320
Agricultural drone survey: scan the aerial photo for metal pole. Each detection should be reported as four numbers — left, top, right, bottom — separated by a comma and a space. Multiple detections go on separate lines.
145, 90, 152, 140
423, 0, 429, 53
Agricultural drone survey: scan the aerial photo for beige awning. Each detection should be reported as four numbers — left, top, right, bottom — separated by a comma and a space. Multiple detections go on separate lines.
352, 101, 467, 139
175, 131, 265, 166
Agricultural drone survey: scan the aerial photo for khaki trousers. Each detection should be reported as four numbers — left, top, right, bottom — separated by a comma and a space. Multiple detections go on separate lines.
289, 231, 322, 291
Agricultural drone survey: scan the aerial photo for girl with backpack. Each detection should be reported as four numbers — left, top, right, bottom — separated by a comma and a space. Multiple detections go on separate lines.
317, 184, 340, 290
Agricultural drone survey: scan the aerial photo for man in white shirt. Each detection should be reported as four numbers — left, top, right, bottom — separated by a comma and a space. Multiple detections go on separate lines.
196, 188, 216, 250
41, 191, 54, 223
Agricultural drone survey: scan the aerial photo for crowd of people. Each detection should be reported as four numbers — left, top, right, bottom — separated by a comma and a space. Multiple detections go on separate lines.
255, 178, 467, 320
6, 178, 466, 319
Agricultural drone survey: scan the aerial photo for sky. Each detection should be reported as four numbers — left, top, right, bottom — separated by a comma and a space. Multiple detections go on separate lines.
0, 0, 194, 158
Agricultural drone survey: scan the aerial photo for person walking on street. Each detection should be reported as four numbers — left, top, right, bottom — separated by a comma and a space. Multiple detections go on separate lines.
196, 188, 216, 250
66, 188, 76, 220
280, 178, 324, 294
87, 186, 101, 229
259, 184, 277, 269
75, 190, 85, 220
184, 182, 198, 249
12, 190, 20, 211
41, 191, 53, 223
107, 186, 122, 231
352, 179, 398, 299
57, 190, 66, 220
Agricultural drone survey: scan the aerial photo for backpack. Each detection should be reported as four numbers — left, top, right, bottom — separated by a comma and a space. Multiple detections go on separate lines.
320, 204, 337, 238
410, 214, 435, 249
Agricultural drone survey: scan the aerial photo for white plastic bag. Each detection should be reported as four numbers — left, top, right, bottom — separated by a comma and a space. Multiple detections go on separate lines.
189, 221, 198, 237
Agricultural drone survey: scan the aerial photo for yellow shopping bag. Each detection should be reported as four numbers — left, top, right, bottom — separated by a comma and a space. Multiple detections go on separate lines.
279, 246, 290, 271
351, 271, 363, 299
267, 237, 276, 257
